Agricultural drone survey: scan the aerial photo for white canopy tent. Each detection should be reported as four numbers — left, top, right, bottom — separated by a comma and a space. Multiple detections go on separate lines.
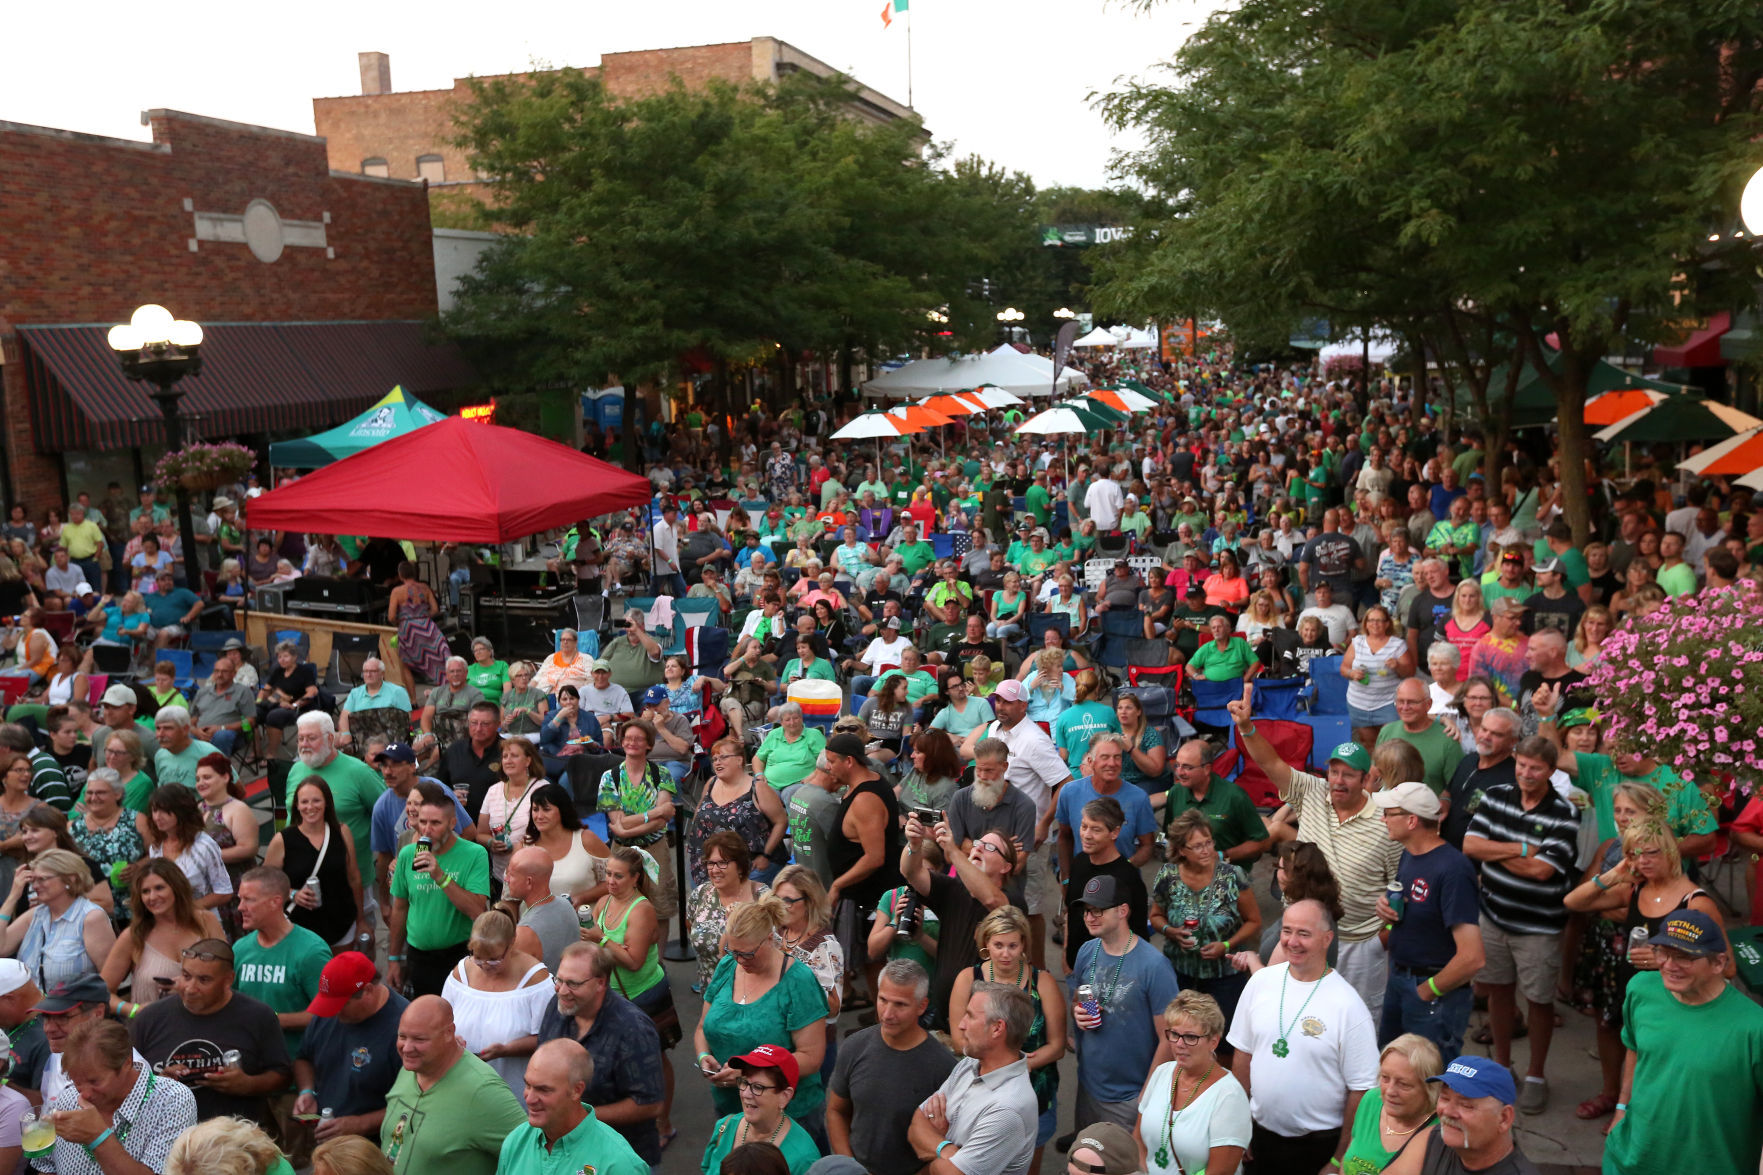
1319, 334, 1399, 364
1072, 327, 1119, 348
862, 345, 1089, 399
1118, 327, 1158, 349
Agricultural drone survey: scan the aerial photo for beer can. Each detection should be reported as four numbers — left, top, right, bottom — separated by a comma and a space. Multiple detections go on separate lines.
577, 903, 596, 929
1386, 880, 1406, 920
305, 878, 322, 904
1075, 983, 1099, 1022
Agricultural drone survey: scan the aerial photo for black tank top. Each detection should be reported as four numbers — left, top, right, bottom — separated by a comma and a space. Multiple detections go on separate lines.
829, 776, 902, 909
280, 823, 359, 945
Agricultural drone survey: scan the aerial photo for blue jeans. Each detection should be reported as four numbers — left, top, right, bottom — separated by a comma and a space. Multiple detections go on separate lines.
850, 675, 877, 701
209, 729, 241, 758
654, 572, 687, 598
447, 566, 471, 607
1379, 965, 1472, 1063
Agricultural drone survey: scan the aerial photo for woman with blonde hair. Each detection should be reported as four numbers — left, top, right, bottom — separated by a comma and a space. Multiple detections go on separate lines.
0, 846, 114, 987
312, 1135, 394, 1175
164, 1112, 286, 1175
1023, 646, 1072, 724
1441, 579, 1489, 678
769, 865, 844, 1084
441, 908, 551, 1098
52, 1019, 198, 1175
947, 906, 1066, 1162
1235, 590, 1282, 648
1339, 1033, 1443, 1172
586, 845, 679, 1141
695, 892, 830, 1150
1568, 605, 1613, 670
1133, 991, 1250, 1175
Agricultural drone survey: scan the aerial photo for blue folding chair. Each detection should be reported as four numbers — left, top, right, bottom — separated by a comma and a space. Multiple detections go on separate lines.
1026, 612, 1071, 647
1301, 655, 1350, 715
159, 649, 197, 694
930, 534, 954, 559
1252, 676, 1306, 720
1189, 676, 1246, 730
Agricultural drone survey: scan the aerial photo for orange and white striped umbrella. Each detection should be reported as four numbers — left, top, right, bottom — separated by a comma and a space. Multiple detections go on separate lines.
1584, 388, 1668, 426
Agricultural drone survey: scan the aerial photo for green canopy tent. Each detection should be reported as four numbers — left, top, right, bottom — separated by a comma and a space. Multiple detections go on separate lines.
267, 386, 448, 468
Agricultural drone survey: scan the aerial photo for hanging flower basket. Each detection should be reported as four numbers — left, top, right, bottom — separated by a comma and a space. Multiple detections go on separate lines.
1584, 579, 1763, 793
154, 442, 257, 496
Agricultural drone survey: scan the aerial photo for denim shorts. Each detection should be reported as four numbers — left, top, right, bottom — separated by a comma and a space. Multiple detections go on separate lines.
1349, 703, 1397, 729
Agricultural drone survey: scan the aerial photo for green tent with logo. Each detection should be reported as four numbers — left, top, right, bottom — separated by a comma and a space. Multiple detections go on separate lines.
267, 386, 448, 468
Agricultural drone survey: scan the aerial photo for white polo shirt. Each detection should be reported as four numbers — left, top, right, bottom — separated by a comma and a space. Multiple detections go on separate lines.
981, 717, 1071, 830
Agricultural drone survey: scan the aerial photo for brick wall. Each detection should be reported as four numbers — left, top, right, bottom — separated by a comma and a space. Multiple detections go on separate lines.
0, 109, 440, 510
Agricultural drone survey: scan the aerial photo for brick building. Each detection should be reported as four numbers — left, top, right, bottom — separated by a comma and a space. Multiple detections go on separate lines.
0, 109, 475, 511
313, 38, 917, 208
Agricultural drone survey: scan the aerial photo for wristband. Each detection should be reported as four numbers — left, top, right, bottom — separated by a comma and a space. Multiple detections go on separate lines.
1519, 842, 1528, 858
698, 1052, 714, 1064
1239, 722, 1256, 737
127, 1003, 140, 1018
86, 1128, 115, 1155
1427, 977, 1443, 998
0, 914, 12, 924
1615, 1103, 1627, 1112
389, 954, 406, 962
936, 1141, 956, 1158
1593, 873, 1610, 891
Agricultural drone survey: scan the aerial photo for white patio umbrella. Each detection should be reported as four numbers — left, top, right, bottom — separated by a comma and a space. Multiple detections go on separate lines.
1015, 403, 1114, 482
832, 408, 922, 472
965, 384, 1025, 408
1738, 464, 1763, 491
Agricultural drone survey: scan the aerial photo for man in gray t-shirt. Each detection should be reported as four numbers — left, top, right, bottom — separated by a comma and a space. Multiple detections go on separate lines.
506, 848, 581, 973
828, 963, 959, 1175
785, 771, 843, 887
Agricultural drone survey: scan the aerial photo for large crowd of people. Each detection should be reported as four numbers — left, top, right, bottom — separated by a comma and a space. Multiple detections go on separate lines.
0, 343, 1756, 1175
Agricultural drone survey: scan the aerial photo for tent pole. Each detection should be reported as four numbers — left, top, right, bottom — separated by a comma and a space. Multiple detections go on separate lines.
496, 559, 511, 652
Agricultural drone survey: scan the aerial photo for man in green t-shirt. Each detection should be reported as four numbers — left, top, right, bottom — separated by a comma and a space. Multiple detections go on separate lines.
500, 1040, 647, 1175
1376, 679, 1464, 792
1185, 616, 1260, 682
893, 526, 936, 579
1426, 496, 1480, 580
1025, 471, 1053, 526
234, 867, 334, 1057
1161, 738, 1270, 859
152, 707, 220, 789
382, 995, 527, 1175
389, 786, 492, 997
287, 713, 387, 869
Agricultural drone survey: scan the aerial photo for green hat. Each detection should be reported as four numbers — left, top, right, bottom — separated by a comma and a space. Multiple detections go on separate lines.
1557, 708, 1599, 731
1328, 741, 1372, 772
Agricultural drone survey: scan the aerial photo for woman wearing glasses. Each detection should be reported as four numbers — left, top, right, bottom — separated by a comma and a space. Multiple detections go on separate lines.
440, 910, 551, 1098
688, 738, 787, 890
768, 867, 843, 1092
694, 895, 829, 1149
700, 1046, 821, 1175
687, 831, 770, 993
99, 859, 223, 1015
1134, 991, 1251, 1175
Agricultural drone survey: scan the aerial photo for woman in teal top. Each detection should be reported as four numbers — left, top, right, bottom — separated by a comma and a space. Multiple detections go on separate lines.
753, 708, 825, 793
1338, 1035, 1442, 1174
694, 895, 829, 1128
466, 637, 510, 697
986, 571, 1029, 641
701, 1052, 821, 1175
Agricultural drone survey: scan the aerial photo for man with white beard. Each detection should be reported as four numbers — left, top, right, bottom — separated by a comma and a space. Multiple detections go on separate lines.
944, 739, 1038, 902
959, 680, 1072, 967
286, 710, 388, 901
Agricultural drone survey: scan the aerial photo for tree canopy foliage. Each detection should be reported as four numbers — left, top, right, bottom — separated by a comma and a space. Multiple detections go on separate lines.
1096, 0, 1763, 538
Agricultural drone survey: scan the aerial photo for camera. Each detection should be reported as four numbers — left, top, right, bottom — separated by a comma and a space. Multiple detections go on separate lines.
893, 889, 924, 940
910, 806, 945, 828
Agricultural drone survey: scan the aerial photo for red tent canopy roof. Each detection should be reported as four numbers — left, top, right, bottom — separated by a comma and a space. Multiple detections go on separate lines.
245, 416, 653, 543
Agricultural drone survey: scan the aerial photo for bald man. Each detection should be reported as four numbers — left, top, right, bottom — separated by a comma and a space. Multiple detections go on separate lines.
1376, 678, 1464, 793
381, 996, 526, 1175
505, 846, 579, 973
496, 1040, 646, 1175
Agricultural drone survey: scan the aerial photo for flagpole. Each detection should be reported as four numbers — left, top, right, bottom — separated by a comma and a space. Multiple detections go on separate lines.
906, 5, 914, 108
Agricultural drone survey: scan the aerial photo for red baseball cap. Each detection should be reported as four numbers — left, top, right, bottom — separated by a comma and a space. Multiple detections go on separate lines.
307, 951, 378, 1017
731, 1044, 799, 1090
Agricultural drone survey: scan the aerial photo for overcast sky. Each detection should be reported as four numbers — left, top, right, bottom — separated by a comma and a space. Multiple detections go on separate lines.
3, 0, 1201, 191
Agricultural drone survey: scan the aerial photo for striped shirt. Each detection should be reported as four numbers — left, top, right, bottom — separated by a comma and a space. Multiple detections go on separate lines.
1464, 784, 1580, 935
1283, 769, 1402, 942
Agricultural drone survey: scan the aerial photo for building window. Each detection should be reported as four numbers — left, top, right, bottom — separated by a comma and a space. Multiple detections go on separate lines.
362, 157, 389, 178
416, 155, 445, 183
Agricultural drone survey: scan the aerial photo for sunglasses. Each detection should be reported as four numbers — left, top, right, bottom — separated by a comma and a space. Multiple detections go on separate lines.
181, 948, 232, 964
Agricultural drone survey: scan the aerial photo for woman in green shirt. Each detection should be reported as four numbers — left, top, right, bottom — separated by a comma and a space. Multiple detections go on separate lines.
500, 660, 548, 736
467, 637, 510, 697
700, 1050, 821, 1175
753, 706, 826, 793
1339, 1035, 1442, 1174
586, 847, 678, 1140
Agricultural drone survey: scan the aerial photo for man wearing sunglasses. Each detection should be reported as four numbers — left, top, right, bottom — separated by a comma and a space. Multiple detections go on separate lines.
535, 943, 664, 1167
130, 937, 292, 1126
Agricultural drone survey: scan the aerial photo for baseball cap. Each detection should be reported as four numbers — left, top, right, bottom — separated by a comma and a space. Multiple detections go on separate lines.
1371, 781, 1442, 821
642, 684, 669, 706
1069, 1124, 1140, 1175
1534, 557, 1564, 575
731, 1044, 800, 1089
1429, 1055, 1517, 1105
1557, 708, 1598, 731
806, 1158, 869, 1175
1328, 741, 1372, 772
1078, 875, 1125, 909
307, 951, 379, 1017
0, 961, 30, 999
992, 679, 1028, 703
73, 582, 93, 596
34, 974, 111, 1013
591, 658, 612, 672
1647, 909, 1727, 957
374, 742, 417, 765
101, 684, 137, 707
824, 733, 868, 761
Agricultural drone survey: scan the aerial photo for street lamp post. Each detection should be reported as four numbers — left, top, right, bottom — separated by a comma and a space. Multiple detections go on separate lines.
108, 305, 205, 591
995, 306, 1025, 344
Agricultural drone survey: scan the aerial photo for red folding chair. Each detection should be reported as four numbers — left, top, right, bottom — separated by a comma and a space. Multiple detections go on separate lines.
1214, 718, 1314, 810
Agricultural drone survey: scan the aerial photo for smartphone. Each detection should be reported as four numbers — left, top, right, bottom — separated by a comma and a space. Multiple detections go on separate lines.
699, 1057, 719, 1077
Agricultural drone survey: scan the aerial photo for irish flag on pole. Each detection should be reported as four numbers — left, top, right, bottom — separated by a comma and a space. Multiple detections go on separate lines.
882, 0, 906, 27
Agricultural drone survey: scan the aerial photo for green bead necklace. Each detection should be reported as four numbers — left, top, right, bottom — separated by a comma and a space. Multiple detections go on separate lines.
1154, 1061, 1215, 1169
1271, 965, 1331, 1058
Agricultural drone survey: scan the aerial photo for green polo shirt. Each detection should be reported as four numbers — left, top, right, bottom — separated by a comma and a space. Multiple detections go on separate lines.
1164, 775, 1268, 853
496, 1108, 647, 1175
895, 541, 936, 576
383, 1050, 526, 1175
1375, 720, 1464, 793
1186, 637, 1258, 682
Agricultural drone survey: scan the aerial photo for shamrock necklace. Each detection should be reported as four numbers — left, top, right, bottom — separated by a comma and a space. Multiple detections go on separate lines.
1154, 1061, 1215, 1169
1271, 965, 1331, 1058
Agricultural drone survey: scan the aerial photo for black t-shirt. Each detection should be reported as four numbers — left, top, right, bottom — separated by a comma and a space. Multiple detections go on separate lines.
830, 777, 903, 910
952, 638, 1002, 667
266, 662, 319, 705
1519, 669, 1592, 715
1168, 451, 1197, 484
1523, 589, 1585, 638
1406, 589, 1456, 662
1587, 570, 1619, 607
1442, 754, 1518, 849
131, 991, 292, 1124
922, 871, 991, 1029
972, 568, 1007, 592
863, 589, 903, 616
1065, 853, 1149, 967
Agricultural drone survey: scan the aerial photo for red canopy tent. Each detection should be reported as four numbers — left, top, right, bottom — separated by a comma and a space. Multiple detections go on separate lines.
245, 415, 652, 541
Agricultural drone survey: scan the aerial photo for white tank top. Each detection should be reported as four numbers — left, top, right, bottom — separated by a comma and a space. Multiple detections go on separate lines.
548, 831, 604, 902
